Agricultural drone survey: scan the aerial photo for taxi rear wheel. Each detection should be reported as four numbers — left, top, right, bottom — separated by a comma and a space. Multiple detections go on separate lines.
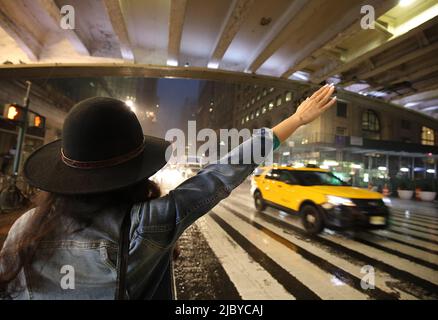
254, 191, 266, 212
301, 205, 324, 235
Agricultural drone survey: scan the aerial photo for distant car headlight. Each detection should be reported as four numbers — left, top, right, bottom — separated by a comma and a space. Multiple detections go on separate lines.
323, 195, 356, 209
382, 197, 392, 207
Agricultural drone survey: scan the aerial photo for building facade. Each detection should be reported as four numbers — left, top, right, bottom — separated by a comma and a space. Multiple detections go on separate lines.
197, 81, 438, 188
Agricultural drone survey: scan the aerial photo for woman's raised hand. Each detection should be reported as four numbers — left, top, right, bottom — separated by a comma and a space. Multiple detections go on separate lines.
272, 84, 336, 142
294, 84, 336, 125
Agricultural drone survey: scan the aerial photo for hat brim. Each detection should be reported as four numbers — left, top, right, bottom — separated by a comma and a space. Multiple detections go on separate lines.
24, 135, 170, 195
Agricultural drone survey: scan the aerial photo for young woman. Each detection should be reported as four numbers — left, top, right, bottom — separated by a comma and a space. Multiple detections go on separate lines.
0, 84, 335, 300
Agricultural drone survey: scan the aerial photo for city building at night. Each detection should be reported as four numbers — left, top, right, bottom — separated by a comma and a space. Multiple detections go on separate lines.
198, 81, 438, 189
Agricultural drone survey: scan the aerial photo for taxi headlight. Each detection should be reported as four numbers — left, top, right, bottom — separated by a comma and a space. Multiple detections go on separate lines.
382, 197, 392, 207
326, 195, 356, 207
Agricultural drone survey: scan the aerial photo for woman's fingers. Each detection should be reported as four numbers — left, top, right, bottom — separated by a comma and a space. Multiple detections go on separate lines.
311, 84, 329, 101
321, 97, 337, 111
310, 84, 330, 100
296, 85, 335, 123
318, 86, 335, 106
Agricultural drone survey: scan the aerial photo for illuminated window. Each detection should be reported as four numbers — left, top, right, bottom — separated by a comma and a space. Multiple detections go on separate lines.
250, 112, 254, 120
268, 100, 274, 110
256, 94, 261, 101
262, 105, 267, 114
276, 95, 282, 106
422, 126, 435, 146
269, 87, 274, 92
285, 91, 292, 102
256, 109, 260, 117
245, 115, 249, 122
262, 88, 267, 96
362, 109, 380, 140
251, 98, 255, 105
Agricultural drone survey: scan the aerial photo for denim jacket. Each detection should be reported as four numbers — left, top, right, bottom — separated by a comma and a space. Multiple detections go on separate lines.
3, 128, 274, 300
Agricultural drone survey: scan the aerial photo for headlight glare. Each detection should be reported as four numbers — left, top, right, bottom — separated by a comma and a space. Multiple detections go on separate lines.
382, 197, 392, 207
326, 195, 356, 207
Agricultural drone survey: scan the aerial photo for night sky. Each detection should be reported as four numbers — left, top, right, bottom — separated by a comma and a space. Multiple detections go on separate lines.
154, 78, 202, 137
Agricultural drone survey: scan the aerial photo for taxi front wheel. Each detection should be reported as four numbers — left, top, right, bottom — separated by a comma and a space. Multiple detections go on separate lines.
254, 191, 266, 212
301, 205, 324, 235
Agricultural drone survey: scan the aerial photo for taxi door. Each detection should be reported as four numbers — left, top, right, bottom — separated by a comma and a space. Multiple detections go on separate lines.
275, 170, 300, 211
259, 169, 280, 202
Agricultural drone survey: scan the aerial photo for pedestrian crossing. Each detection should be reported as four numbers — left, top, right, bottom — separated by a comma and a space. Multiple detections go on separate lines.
194, 187, 438, 300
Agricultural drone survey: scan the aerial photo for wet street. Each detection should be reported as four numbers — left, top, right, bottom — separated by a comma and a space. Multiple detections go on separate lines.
174, 182, 438, 300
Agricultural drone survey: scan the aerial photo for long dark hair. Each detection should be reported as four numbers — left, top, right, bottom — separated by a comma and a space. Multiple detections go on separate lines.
0, 179, 161, 299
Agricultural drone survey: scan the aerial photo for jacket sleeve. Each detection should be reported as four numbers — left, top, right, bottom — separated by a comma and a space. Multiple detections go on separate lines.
133, 128, 275, 245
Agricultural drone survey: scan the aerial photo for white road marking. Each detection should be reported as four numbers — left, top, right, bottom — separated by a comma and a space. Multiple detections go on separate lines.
213, 205, 369, 300
222, 199, 418, 299
371, 229, 438, 252
197, 215, 294, 300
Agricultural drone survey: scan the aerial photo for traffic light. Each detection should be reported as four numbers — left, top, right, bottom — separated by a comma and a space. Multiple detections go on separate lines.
2, 104, 46, 129
29, 113, 45, 129
3, 104, 24, 122
34, 115, 42, 127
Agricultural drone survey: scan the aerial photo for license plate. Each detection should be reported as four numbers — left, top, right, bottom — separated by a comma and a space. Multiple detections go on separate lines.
370, 216, 386, 225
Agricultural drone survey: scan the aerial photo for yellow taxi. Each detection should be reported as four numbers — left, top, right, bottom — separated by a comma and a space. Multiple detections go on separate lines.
251, 165, 390, 234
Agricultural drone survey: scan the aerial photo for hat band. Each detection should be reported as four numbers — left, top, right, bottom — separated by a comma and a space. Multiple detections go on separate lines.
61, 139, 146, 169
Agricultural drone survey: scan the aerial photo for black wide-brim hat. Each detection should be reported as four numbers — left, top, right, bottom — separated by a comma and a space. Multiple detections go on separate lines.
24, 97, 170, 195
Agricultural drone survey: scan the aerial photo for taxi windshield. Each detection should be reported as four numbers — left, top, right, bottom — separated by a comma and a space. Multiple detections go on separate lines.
291, 171, 348, 187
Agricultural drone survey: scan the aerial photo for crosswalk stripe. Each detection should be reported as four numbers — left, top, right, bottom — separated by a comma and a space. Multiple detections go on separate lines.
352, 237, 438, 271
221, 200, 420, 299
216, 203, 399, 299
224, 197, 438, 298
197, 215, 294, 300
370, 230, 438, 254
209, 211, 321, 300
391, 216, 438, 231
390, 221, 438, 237
391, 211, 438, 225
213, 206, 374, 300
390, 207, 438, 220
388, 226, 438, 245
